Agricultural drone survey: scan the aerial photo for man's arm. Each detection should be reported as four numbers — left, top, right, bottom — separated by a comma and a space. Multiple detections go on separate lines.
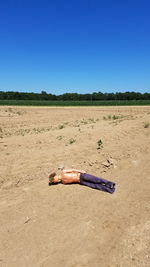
63, 169, 86, 174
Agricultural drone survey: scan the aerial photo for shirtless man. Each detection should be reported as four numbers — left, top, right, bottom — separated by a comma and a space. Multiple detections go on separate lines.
49, 169, 115, 193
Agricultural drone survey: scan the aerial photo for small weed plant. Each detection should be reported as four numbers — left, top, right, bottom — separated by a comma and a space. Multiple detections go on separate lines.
58, 124, 65, 129
103, 114, 124, 121
69, 138, 76, 144
57, 135, 63, 140
144, 122, 150, 128
97, 139, 103, 149
0, 127, 3, 138
112, 115, 119, 120
88, 118, 95, 123
81, 119, 88, 125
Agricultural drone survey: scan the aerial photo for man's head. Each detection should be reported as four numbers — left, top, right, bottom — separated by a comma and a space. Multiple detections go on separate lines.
49, 172, 56, 184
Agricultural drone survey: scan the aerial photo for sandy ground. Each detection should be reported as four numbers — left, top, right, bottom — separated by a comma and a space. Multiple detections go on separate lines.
0, 105, 150, 267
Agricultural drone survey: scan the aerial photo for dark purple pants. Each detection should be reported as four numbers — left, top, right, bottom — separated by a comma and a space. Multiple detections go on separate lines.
80, 173, 115, 193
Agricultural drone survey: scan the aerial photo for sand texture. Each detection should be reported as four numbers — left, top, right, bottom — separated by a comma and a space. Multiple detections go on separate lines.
0, 106, 150, 267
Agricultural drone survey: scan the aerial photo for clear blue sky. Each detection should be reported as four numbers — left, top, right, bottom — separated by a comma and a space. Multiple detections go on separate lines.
0, 0, 150, 94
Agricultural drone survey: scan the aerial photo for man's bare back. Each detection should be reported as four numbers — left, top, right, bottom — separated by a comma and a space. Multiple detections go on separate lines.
49, 169, 86, 184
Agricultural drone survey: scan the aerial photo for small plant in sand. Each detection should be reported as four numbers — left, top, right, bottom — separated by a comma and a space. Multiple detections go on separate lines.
97, 139, 103, 149
103, 115, 123, 121
57, 135, 63, 140
33, 127, 42, 133
81, 119, 88, 125
112, 115, 119, 120
58, 124, 65, 129
88, 118, 95, 123
16, 111, 22, 115
144, 122, 150, 128
69, 138, 76, 144
103, 115, 112, 120
73, 121, 80, 127
0, 127, 3, 138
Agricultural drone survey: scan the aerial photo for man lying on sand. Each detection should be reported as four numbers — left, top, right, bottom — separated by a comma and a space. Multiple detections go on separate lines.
49, 169, 115, 193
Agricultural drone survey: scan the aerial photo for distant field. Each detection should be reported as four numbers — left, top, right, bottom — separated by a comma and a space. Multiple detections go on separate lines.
0, 99, 150, 106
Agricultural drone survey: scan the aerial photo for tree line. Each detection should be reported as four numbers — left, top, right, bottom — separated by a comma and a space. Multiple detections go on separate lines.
0, 90, 150, 101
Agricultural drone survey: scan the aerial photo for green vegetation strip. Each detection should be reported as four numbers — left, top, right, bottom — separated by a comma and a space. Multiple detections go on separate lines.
0, 100, 150, 106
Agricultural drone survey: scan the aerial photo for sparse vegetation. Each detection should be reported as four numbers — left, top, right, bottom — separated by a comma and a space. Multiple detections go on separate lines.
88, 118, 96, 123
69, 138, 76, 144
81, 119, 88, 125
112, 115, 120, 120
80, 118, 98, 125
4, 108, 25, 115
97, 139, 103, 149
103, 114, 124, 121
0, 127, 3, 138
58, 124, 65, 129
16, 111, 23, 115
144, 122, 150, 128
56, 135, 64, 140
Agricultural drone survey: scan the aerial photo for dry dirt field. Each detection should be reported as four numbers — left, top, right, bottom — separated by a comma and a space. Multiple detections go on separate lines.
0, 106, 150, 267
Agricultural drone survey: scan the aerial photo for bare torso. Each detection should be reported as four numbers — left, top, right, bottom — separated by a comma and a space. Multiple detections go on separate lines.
61, 169, 86, 184
49, 169, 86, 184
